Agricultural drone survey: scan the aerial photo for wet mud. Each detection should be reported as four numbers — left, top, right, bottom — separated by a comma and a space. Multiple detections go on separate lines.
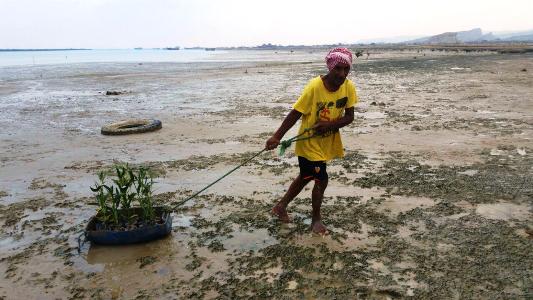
0, 49, 532, 299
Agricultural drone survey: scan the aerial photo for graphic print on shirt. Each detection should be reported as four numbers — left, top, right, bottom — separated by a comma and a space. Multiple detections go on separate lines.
319, 102, 331, 121
316, 97, 348, 121
336, 97, 348, 108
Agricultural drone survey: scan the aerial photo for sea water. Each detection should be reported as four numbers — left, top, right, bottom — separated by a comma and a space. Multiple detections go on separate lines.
0, 49, 215, 67
0, 48, 319, 67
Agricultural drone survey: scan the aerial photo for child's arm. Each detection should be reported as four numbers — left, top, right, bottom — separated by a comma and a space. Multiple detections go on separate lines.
313, 107, 354, 134
265, 109, 302, 150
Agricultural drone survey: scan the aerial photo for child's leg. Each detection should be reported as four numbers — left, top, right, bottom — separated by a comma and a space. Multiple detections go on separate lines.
311, 178, 328, 234
272, 174, 311, 222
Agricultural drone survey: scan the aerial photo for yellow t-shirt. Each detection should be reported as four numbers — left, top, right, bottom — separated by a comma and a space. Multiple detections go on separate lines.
293, 76, 357, 161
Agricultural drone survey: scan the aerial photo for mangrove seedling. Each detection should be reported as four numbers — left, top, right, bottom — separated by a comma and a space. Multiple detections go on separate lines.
90, 163, 159, 230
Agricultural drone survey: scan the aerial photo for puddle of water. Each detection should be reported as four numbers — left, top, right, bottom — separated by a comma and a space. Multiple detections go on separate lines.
0, 236, 17, 249
445, 212, 470, 220
19, 209, 55, 222
413, 113, 430, 118
397, 225, 414, 238
72, 234, 194, 299
369, 259, 390, 273
223, 228, 277, 251
438, 241, 457, 251
62, 175, 95, 198
287, 280, 298, 290
0, 207, 78, 253
364, 111, 387, 119
292, 212, 311, 225
476, 202, 531, 221
172, 214, 194, 227
458, 169, 478, 176
490, 149, 505, 156
353, 127, 373, 134
85, 236, 176, 265
377, 196, 435, 215
0, 177, 45, 205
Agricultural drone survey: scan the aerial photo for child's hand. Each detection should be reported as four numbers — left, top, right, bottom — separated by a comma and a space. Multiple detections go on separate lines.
266, 136, 280, 150
313, 121, 332, 134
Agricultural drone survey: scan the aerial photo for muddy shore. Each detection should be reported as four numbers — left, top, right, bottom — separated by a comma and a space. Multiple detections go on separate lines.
0, 49, 532, 299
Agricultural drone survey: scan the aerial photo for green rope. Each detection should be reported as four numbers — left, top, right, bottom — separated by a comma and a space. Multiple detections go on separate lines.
171, 129, 316, 210
171, 148, 267, 210
278, 128, 315, 156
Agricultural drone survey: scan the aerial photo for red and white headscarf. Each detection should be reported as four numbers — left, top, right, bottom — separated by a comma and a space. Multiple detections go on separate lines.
325, 47, 353, 71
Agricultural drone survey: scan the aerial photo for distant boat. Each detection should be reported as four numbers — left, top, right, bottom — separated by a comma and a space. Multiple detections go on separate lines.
134, 47, 143, 50
164, 46, 180, 50
205, 48, 216, 51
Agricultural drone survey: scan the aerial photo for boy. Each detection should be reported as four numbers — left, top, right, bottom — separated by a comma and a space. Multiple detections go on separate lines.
265, 48, 357, 235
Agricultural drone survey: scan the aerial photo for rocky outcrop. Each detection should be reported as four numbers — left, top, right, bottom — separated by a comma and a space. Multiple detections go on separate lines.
407, 28, 499, 44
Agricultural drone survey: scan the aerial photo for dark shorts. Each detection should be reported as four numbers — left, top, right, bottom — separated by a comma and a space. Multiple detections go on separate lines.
298, 156, 328, 182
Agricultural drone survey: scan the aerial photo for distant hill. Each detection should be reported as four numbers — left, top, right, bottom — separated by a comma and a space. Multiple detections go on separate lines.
404, 28, 533, 44
503, 33, 533, 42
494, 30, 533, 40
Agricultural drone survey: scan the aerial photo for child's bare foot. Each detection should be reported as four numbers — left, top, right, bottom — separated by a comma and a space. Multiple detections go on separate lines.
271, 204, 290, 223
311, 221, 328, 235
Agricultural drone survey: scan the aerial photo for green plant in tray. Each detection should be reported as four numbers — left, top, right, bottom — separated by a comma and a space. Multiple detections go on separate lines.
90, 163, 158, 230
135, 166, 155, 223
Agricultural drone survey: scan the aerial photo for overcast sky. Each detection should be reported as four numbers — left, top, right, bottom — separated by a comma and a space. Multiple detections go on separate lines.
1, 0, 532, 48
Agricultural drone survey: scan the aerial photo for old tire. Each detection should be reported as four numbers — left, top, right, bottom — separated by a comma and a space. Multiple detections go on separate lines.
101, 119, 162, 135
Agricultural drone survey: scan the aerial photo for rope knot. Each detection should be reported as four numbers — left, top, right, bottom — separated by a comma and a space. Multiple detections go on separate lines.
278, 128, 315, 156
